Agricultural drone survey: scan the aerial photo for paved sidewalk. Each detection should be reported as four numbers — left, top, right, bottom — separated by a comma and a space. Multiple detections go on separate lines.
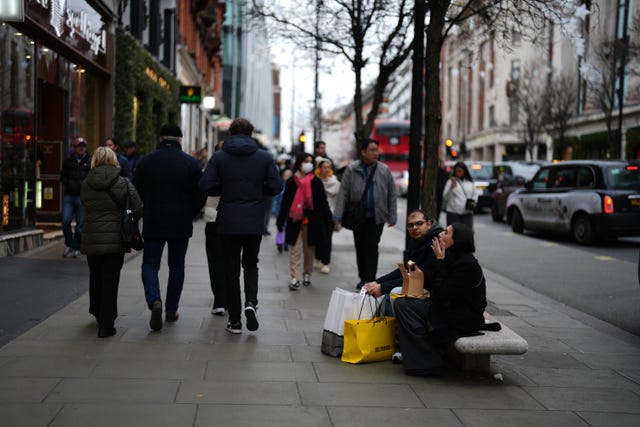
1, 219, 639, 426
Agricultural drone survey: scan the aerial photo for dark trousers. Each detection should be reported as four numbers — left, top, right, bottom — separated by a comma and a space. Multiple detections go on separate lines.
205, 222, 226, 310
87, 253, 125, 329
141, 237, 190, 313
222, 234, 262, 324
352, 218, 384, 283
393, 297, 444, 376
315, 222, 333, 265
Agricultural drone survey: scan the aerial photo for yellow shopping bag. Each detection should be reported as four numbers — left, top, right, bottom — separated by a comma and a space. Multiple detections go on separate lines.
341, 316, 396, 364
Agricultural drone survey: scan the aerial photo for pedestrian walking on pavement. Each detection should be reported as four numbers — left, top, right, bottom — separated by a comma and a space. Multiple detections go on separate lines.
80, 147, 143, 338
442, 161, 477, 230
333, 138, 398, 289
394, 222, 486, 377
204, 142, 226, 316
133, 124, 204, 332
199, 118, 283, 334
314, 157, 340, 274
60, 136, 92, 258
277, 153, 333, 290
272, 168, 293, 253
104, 136, 132, 179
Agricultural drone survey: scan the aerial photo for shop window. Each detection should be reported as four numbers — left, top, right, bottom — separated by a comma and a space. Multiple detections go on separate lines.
0, 24, 36, 231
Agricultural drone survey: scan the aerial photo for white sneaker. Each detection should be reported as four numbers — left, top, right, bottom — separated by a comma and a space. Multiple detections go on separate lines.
303, 274, 311, 286
62, 247, 73, 258
72, 250, 82, 258
211, 307, 226, 316
289, 278, 301, 290
314, 259, 323, 270
320, 265, 330, 274
392, 351, 403, 364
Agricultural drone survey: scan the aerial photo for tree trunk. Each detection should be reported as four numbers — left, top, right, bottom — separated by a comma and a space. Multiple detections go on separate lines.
422, 2, 448, 219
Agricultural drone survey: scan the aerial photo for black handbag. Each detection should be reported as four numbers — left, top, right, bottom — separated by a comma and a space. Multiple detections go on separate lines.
459, 180, 477, 212
342, 163, 376, 230
107, 180, 144, 251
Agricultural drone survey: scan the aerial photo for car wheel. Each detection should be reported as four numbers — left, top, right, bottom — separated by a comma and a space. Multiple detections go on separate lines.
491, 203, 502, 222
511, 208, 524, 233
572, 213, 595, 245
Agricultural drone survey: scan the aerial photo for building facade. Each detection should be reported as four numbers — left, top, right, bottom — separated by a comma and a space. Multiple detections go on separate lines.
441, 0, 640, 162
0, 0, 118, 234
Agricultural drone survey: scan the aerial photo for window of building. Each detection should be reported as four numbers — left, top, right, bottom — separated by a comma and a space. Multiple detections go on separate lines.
511, 59, 521, 81
489, 105, 496, 127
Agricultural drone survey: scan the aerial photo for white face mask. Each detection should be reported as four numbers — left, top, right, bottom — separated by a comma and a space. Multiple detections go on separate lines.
301, 163, 314, 174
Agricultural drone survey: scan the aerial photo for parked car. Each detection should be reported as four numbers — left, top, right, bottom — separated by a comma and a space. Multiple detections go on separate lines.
445, 160, 495, 212
506, 160, 640, 245
490, 162, 543, 222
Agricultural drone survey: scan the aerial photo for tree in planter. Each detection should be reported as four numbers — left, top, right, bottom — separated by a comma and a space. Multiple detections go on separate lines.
544, 72, 577, 159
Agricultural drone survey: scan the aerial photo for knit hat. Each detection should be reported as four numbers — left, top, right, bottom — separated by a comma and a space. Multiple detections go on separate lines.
160, 124, 183, 139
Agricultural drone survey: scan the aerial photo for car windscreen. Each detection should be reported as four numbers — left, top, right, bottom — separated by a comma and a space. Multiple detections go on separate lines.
467, 163, 493, 180
605, 165, 640, 190
509, 163, 541, 180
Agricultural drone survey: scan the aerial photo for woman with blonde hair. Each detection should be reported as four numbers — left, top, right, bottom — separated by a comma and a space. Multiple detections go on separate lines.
81, 146, 143, 337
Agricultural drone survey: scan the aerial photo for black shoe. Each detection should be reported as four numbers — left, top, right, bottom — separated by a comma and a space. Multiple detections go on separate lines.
149, 301, 163, 331
226, 321, 242, 334
277, 244, 283, 253
356, 281, 364, 290
98, 326, 116, 338
165, 312, 179, 322
244, 302, 259, 332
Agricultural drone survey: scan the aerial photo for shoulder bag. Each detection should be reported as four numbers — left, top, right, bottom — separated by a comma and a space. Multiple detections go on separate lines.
341, 163, 376, 230
459, 180, 477, 212
107, 180, 144, 251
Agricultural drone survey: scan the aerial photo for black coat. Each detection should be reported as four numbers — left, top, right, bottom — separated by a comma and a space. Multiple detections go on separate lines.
276, 175, 333, 246
375, 223, 444, 294
429, 250, 487, 337
199, 134, 283, 235
61, 151, 92, 196
133, 140, 204, 239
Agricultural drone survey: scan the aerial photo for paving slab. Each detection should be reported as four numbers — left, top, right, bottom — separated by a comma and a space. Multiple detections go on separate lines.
176, 380, 300, 404
410, 383, 544, 410
92, 358, 206, 380
50, 403, 197, 427
204, 360, 317, 382
513, 366, 640, 389
523, 386, 640, 412
576, 412, 640, 427
195, 404, 331, 427
45, 378, 179, 403
328, 407, 463, 427
0, 378, 60, 403
453, 409, 590, 427
0, 357, 96, 378
0, 403, 62, 427
298, 382, 424, 407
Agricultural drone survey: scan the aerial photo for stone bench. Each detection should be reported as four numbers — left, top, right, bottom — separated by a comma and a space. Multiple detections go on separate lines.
447, 313, 528, 371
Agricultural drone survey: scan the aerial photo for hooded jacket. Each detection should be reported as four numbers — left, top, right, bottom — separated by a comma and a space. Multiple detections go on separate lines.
80, 165, 143, 255
199, 134, 283, 235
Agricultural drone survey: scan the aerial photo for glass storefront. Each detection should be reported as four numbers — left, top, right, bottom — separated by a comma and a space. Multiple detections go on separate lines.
0, 24, 36, 231
0, 0, 112, 233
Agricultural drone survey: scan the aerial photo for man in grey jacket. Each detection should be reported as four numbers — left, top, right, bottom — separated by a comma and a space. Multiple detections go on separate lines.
333, 138, 397, 289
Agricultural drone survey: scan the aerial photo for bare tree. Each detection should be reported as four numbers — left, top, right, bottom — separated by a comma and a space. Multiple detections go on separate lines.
545, 72, 577, 157
515, 66, 549, 160
420, 0, 572, 217
250, 0, 413, 144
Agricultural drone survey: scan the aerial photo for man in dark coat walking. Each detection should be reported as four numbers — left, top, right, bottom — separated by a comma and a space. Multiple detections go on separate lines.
60, 136, 92, 258
133, 124, 204, 331
199, 118, 283, 334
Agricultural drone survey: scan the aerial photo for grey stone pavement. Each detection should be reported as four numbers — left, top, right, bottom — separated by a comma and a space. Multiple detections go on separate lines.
1, 219, 640, 427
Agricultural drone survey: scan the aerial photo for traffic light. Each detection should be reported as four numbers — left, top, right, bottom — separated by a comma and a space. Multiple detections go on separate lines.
299, 131, 306, 144
445, 138, 453, 157
450, 149, 459, 159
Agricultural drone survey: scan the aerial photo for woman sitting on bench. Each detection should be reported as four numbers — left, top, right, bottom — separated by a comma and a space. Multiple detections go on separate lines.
394, 222, 487, 377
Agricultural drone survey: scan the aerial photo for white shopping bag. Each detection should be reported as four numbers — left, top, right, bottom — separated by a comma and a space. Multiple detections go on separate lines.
323, 287, 380, 336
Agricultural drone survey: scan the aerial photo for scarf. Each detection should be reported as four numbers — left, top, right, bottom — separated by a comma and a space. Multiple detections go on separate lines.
289, 173, 314, 222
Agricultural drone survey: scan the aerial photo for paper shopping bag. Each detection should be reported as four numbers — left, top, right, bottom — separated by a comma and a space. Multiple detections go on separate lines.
341, 316, 396, 364
397, 262, 427, 298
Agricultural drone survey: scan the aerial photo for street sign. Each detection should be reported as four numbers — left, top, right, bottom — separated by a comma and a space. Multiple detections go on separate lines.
179, 85, 202, 103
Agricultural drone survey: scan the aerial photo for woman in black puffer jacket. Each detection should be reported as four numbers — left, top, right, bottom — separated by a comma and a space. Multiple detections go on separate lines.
81, 147, 143, 338
394, 222, 486, 377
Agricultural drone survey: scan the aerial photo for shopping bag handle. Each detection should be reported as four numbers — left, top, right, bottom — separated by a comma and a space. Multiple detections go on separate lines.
356, 294, 384, 320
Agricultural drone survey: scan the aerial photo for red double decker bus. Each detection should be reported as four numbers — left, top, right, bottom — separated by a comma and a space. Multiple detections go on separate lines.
370, 118, 410, 179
